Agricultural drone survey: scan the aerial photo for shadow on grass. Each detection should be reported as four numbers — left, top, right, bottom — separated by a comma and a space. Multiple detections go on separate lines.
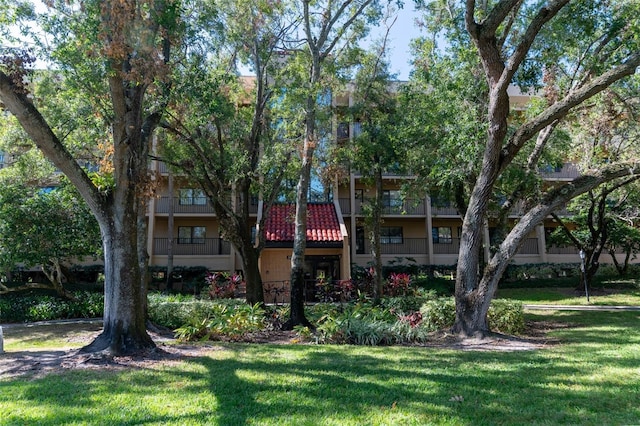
2, 311, 639, 425
180, 316, 640, 425
2, 321, 103, 349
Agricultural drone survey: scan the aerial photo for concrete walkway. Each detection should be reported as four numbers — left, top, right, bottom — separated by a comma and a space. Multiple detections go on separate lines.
524, 304, 640, 311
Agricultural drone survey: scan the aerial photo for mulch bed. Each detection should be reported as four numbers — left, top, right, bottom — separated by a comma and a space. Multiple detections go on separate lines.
0, 319, 566, 380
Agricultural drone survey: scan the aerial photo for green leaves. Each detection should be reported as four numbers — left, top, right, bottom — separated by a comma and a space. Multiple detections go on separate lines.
0, 179, 101, 275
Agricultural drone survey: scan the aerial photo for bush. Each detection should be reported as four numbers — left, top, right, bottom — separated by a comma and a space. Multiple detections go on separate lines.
391, 319, 432, 344
0, 291, 103, 323
147, 296, 226, 329
206, 272, 243, 299
377, 290, 438, 314
420, 298, 456, 331
419, 297, 525, 334
487, 299, 525, 334
148, 294, 266, 341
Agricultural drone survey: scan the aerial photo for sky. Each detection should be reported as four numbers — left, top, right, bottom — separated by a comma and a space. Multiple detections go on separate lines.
19, 1, 423, 80
235, 6, 422, 80
373, 5, 423, 81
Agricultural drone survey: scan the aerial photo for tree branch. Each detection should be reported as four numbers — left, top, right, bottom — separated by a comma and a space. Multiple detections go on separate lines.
498, 0, 569, 92
0, 71, 106, 219
495, 161, 640, 264
500, 51, 640, 169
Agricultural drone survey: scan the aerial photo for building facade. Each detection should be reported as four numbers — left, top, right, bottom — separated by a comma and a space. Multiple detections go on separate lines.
142, 84, 627, 299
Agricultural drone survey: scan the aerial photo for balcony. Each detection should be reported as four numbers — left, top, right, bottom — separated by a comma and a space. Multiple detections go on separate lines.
540, 163, 580, 180
359, 238, 428, 255
338, 198, 350, 214
154, 197, 258, 215
432, 238, 540, 255
517, 238, 540, 255
157, 161, 170, 174
352, 237, 559, 257
155, 197, 215, 214
339, 198, 426, 216
431, 205, 459, 216
432, 238, 460, 254
153, 238, 231, 256
547, 245, 580, 255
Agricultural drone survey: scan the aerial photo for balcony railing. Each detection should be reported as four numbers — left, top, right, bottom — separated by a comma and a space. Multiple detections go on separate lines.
338, 198, 350, 215
153, 238, 231, 256
155, 197, 215, 214
359, 238, 428, 255
432, 238, 460, 254
340, 198, 426, 216
431, 205, 459, 216
547, 245, 580, 255
157, 161, 170, 174
352, 237, 569, 257
154, 196, 258, 215
516, 238, 540, 255
432, 238, 540, 255
540, 163, 580, 180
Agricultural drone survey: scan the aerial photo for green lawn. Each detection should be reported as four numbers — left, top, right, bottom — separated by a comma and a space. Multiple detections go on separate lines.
496, 287, 640, 306
1, 310, 639, 425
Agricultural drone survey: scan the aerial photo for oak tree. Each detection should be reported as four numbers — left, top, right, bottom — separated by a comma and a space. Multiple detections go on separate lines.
0, 0, 181, 355
412, 0, 640, 336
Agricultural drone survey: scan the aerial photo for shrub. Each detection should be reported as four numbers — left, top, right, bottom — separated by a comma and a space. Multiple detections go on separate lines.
391, 319, 432, 344
487, 299, 525, 334
378, 290, 438, 314
420, 298, 456, 331
344, 319, 394, 346
206, 303, 265, 339
0, 291, 103, 323
206, 272, 243, 299
147, 297, 223, 329
149, 294, 266, 341
419, 297, 525, 334
385, 272, 413, 296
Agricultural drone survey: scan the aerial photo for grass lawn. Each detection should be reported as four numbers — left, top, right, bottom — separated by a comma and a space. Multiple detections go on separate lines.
495, 273, 640, 306
496, 287, 640, 306
2, 309, 640, 425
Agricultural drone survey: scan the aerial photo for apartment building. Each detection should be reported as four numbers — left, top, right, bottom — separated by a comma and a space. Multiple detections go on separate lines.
143, 84, 594, 298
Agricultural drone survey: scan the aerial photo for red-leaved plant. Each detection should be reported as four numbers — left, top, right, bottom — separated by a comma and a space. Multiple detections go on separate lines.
206, 272, 243, 299
385, 272, 412, 296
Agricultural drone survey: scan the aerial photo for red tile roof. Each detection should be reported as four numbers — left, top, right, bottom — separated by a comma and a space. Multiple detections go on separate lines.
265, 204, 343, 242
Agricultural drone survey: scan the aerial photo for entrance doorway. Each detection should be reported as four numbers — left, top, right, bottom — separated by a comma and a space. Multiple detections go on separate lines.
303, 255, 340, 301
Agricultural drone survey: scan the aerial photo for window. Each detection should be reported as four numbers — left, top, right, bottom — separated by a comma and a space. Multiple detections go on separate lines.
432, 227, 452, 244
179, 188, 206, 205
356, 226, 365, 254
381, 226, 403, 244
383, 190, 403, 209
337, 122, 349, 143
431, 196, 452, 209
353, 121, 363, 139
178, 226, 206, 244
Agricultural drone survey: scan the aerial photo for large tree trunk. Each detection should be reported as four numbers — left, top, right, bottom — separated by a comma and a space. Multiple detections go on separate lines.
82, 204, 155, 355
452, 162, 640, 336
238, 239, 264, 305
0, 0, 176, 357
283, 137, 314, 330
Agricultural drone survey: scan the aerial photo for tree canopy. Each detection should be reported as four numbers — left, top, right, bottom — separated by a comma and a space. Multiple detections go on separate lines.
407, 0, 640, 336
